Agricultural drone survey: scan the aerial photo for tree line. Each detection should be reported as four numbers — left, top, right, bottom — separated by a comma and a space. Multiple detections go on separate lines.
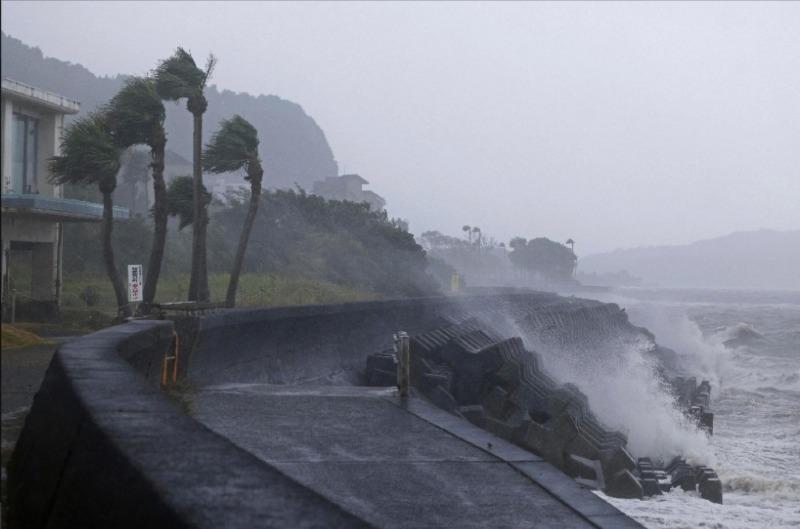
50, 48, 265, 316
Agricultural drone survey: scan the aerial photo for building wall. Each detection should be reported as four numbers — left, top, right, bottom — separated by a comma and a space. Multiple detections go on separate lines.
1, 95, 63, 197
1, 86, 72, 308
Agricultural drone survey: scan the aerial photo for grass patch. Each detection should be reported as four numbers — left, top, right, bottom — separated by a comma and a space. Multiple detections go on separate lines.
62, 272, 379, 311
1, 324, 50, 349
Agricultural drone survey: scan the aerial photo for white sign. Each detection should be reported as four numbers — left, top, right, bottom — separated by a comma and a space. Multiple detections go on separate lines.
128, 264, 143, 302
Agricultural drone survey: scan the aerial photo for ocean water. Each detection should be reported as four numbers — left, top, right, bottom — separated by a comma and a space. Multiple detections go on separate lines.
591, 288, 800, 529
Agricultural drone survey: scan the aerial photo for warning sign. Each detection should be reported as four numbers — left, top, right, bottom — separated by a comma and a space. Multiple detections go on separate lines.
128, 264, 143, 302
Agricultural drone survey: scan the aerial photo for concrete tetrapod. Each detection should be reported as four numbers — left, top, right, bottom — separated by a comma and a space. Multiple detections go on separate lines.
365, 320, 723, 504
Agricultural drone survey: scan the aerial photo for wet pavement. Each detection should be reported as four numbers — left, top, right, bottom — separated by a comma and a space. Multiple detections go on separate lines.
192, 384, 641, 529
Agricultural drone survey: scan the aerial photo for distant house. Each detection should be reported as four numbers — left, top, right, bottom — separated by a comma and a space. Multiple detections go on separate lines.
311, 174, 386, 211
1, 78, 128, 315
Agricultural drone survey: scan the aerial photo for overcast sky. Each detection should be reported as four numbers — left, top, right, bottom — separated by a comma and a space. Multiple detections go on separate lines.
3, 1, 798, 254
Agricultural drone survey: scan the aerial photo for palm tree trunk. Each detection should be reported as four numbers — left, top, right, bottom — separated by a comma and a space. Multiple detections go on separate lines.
102, 191, 131, 318
188, 109, 210, 302
225, 166, 262, 308
141, 130, 167, 310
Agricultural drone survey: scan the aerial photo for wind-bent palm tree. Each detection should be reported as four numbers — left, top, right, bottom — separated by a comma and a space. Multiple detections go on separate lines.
154, 47, 216, 302
107, 76, 167, 310
203, 115, 263, 307
50, 113, 131, 318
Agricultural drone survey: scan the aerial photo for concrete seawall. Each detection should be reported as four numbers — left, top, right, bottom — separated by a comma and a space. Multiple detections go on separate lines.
7, 320, 371, 529
186, 292, 628, 387
9, 292, 648, 528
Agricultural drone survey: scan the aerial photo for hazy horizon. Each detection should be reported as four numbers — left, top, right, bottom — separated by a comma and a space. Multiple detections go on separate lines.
3, 1, 798, 254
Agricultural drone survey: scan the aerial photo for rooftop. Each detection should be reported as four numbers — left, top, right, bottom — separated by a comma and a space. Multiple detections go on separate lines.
1, 193, 129, 222
2, 78, 80, 115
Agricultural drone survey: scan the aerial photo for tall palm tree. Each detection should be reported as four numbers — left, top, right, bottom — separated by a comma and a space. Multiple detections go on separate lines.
49, 113, 131, 318
107, 76, 167, 311
203, 115, 263, 307
154, 47, 216, 302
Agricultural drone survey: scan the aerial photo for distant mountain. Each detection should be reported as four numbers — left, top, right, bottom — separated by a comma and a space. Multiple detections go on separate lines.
1, 33, 338, 190
579, 229, 800, 290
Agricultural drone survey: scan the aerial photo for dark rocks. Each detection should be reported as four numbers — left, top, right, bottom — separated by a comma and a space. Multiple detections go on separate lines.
607, 469, 644, 499
399, 321, 639, 499
696, 466, 723, 504
669, 377, 715, 434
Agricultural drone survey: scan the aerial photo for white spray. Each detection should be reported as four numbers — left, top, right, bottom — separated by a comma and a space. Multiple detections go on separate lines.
506, 301, 728, 465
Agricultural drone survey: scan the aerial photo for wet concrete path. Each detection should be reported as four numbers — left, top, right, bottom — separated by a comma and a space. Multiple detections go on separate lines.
192, 384, 642, 529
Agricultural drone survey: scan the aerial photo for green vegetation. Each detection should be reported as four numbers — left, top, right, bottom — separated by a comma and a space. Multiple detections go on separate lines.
155, 47, 216, 302
49, 112, 130, 317
106, 76, 168, 307
203, 115, 263, 307
508, 237, 577, 282
0, 325, 49, 349
61, 272, 377, 310
11, 42, 436, 327
62, 188, 437, 308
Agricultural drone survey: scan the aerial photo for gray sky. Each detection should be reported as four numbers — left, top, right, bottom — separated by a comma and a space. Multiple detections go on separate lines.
3, 1, 799, 254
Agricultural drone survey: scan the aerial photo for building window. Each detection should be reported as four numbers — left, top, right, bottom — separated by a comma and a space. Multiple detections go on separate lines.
12, 113, 39, 194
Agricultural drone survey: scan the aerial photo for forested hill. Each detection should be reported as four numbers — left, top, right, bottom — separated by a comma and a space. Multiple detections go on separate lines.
1, 33, 338, 190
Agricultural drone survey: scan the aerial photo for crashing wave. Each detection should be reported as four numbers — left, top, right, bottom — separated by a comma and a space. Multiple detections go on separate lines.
721, 323, 764, 349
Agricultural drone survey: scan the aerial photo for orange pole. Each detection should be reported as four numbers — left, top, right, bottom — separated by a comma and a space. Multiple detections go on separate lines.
171, 332, 180, 383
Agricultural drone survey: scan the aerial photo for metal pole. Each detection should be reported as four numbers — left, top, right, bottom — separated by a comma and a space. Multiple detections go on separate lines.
394, 331, 410, 398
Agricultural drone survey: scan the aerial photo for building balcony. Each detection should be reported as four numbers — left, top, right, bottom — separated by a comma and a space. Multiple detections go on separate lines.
2, 78, 80, 115
1, 193, 129, 222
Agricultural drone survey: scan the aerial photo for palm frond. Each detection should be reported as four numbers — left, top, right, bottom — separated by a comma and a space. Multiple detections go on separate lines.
167, 175, 211, 229
153, 47, 206, 101
49, 113, 122, 191
203, 115, 260, 174
202, 53, 217, 89
106, 76, 165, 148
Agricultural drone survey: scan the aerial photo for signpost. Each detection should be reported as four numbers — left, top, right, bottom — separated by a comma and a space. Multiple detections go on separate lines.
128, 264, 143, 303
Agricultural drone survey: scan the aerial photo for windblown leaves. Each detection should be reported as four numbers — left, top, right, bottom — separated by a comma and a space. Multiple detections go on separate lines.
167, 176, 211, 230
203, 115, 260, 176
153, 47, 207, 101
106, 76, 165, 148
49, 113, 122, 193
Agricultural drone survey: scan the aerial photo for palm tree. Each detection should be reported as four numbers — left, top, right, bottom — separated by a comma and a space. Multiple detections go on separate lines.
49, 113, 131, 318
107, 76, 167, 311
566, 238, 576, 276
154, 47, 216, 302
203, 115, 263, 307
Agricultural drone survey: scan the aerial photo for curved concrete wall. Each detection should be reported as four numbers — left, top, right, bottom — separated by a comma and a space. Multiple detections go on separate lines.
186, 292, 635, 388
9, 292, 650, 528
7, 320, 370, 529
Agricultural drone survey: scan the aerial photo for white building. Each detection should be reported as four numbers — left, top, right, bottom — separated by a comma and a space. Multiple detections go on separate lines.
1, 78, 128, 317
311, 174, 386, 212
